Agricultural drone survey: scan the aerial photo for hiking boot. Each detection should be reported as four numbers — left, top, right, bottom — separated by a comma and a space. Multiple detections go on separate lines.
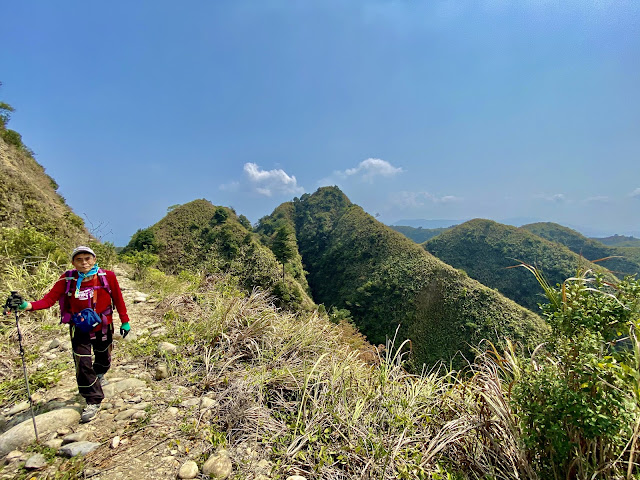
81, 403, 100, 423
97, 374, 109, 386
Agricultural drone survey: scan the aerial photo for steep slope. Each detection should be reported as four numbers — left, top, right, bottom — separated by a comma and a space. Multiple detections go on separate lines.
389, 225, 449, 243
425, 219, 613, 312
521, 222, 640, 277
259, 187, 547, 368
0, 137, 88, 255
124, 199, 315, 311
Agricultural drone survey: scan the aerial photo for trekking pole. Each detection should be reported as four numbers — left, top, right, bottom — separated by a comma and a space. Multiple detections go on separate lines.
3, 292, 39, 442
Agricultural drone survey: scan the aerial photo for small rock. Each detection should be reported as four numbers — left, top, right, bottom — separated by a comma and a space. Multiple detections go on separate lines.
150, 327, 167, 337
44, 438, 64, 449
25, 453, 47, 470
178, 460, 199, 479
59, 441, 101, 457
115, 409, 137, 422
48, 338, 62, 350
180, 398, 200, 408
200, 397, 216, 409
286, 476, 307, 480
202, 452, 233, 479
111, 436, 120, 449
0, 414, 6, 431
57, 427, 72, 436
62, 431, 88, 444
7, 401, 29, 416
132, 402, 150, 410
102, 378, 146, 397
256, 459, 272, 473
132, 411, 146, 420
133, 294, 147, 303
5, 450, 23, 463
158, 342, 177, 354
101, 402, 113, 410
155, 363, 169, 380
167, 407, 179, 416
127, 396, 143, 404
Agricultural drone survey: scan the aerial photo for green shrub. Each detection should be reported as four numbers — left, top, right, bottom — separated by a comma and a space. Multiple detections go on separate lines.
0, 128, 22, 148
513, 269, 640, 479
89, 241, 118, 270
120, 250, 158, 280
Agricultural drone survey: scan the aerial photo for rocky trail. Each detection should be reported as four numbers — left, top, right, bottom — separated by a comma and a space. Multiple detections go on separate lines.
0, 269, 283, 480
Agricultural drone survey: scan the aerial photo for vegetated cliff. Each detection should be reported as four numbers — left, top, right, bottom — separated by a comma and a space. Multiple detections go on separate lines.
424, 219, 614, 312
258, 187, 548, 368
521, 222, 640, 278
0, 137, 88, 258
123, 199, 315, 312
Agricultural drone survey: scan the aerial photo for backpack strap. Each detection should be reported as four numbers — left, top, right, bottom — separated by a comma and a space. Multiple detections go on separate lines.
96, 269, 113, 339
58, 270, 77, 324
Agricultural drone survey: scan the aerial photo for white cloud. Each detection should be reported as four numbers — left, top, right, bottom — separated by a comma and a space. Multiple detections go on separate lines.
336, 158, 403, 182
629, 188, 640, 199
535, 193, 566, 203
391, 191, 463, 208
243, 163, 304, 197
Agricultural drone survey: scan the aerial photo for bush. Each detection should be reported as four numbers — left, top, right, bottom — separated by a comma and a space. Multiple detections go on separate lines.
1, 129, 23, 148
513, 269, 640, 479
88, 241, 118, 270
120, 250, 158, 281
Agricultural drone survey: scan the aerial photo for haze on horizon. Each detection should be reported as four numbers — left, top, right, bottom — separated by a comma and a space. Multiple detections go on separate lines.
1, 1, 638, 245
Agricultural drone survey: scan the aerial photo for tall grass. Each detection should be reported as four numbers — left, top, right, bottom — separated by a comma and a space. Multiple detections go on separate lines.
147, 276, 544, 479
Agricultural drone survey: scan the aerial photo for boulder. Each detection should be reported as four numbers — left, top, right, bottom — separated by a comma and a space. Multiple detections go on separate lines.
0, 409, 80, 457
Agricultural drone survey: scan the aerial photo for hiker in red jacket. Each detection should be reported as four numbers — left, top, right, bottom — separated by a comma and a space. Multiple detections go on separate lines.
15, 246, 131, 423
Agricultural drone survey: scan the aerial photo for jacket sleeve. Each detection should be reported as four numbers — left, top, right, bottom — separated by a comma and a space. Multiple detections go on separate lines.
107, 271, 130, 324
30, 274, 67, 311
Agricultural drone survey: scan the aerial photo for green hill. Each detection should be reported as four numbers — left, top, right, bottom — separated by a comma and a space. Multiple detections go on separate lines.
258, 187, 548, 368
424, 219, 613, 312
594, 234, 640, 248
389, 225, 450, 243
123, 199, 315, 312
521, 222, 640, 278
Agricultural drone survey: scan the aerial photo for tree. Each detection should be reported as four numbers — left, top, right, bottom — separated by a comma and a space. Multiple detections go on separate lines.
272, 225, 297, 282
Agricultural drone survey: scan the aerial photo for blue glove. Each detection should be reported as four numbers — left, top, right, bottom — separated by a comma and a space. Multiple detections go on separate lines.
120, 322, 131, 338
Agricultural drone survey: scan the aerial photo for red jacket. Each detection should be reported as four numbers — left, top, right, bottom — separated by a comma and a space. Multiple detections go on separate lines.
31, 270, 130, 330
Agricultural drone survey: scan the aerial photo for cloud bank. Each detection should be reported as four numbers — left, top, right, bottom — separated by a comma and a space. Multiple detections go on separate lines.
243, 163, 304, 197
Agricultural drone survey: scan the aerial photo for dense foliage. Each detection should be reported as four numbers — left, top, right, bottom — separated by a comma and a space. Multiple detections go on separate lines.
512, 269, 640, 479
424, 219, 612, 312
123, 199, 315, 312
259, 187, 548, 368
594, 234, 640, 248
389, 225, 450, 243
522, 222, 640, 278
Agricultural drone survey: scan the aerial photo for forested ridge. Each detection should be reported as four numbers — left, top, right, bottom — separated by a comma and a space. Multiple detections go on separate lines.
423, 219, 616, 312
258, 187, 548, 368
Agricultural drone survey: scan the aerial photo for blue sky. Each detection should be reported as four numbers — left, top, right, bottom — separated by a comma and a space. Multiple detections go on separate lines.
2, 1, 639, 245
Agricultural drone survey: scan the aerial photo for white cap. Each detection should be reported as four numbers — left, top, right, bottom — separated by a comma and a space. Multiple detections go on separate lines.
71, 246, 96, 260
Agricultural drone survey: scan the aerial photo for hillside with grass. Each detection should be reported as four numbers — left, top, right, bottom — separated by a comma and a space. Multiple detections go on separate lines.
424, 219, 613, 312
257, 187, 548, 369
594, 234, 640, 247
388, 225, 450, 243
0, 137, 88, 265
123, 199, 315, 312
521, 222, 640, 278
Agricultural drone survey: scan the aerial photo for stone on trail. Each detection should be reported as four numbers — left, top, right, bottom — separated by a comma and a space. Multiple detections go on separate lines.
25, 453, 47, 470
62, 431, 88, 444
44, 438, 64, 449
59, 441, 101, 457
102, 378, 146, 397
0, 408, 80, 457
286, 476, 307, 480
202, 452, 233, 479
158, 342, 177, 354
155, 363, 169, 380
178, 460, 199, 479
7, 401, 29, 416
111, 436, 120, 449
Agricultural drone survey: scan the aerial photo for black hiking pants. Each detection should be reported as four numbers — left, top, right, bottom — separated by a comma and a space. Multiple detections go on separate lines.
70, 324, 113, 405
